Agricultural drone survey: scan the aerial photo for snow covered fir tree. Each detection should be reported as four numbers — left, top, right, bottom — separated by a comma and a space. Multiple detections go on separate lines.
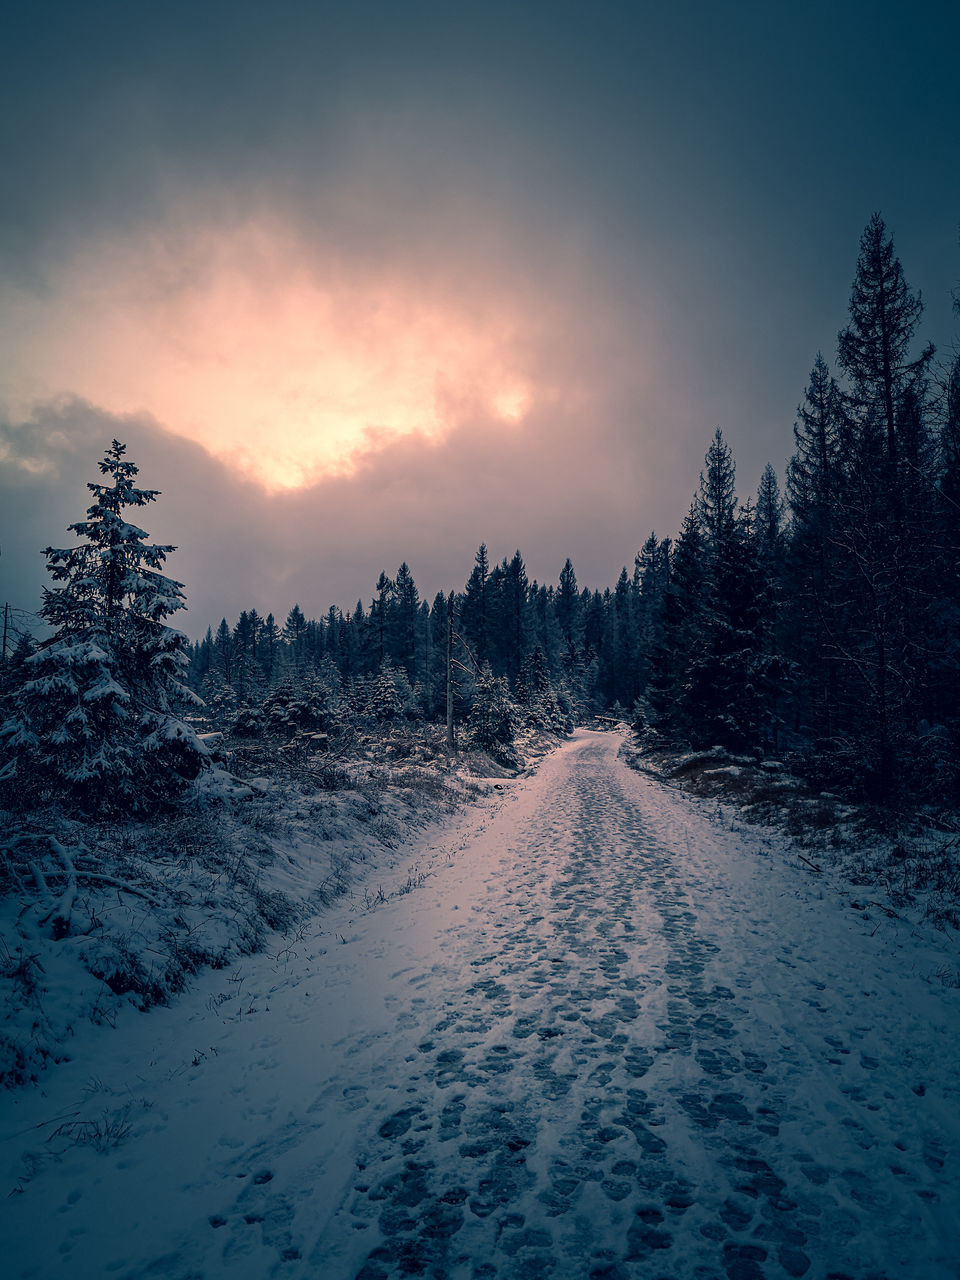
0, 440, 208, 815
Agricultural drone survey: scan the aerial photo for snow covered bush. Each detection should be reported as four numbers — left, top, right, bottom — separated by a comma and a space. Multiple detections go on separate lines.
361, 660, 421, 725
0, 440, 208, 816
468, 662, 519, 767
515, 646, 571, 735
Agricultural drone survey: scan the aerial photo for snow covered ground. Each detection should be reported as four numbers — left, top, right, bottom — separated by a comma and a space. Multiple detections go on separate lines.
2, 729, 959, 1279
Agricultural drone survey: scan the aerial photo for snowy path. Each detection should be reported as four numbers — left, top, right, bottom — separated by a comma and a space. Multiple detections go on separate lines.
2, 731, 960, 1279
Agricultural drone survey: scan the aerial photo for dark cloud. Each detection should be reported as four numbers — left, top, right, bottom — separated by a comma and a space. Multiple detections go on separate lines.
1, 0, 959, 634
0, 385, 695, 635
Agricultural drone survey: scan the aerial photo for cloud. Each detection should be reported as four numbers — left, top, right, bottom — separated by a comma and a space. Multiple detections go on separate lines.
1, 360, 694, 636
1, 212, 554, 490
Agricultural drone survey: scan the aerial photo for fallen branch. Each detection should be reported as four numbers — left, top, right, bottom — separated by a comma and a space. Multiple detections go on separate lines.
38, 838, 77, 937
19, 867, 161, 906
866, 900, 907, 922
797, 853, 823, 873
27, 861, 53, 905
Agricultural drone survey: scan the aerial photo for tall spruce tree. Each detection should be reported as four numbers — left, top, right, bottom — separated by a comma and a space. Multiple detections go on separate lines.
838, 213, 934, 471
391, 562, 420, 683
461, 544, 490, 665
635, 534, 669, 706
687, 436, 763, 750
785, 354, 846, 746
831, 215, 937, 797
754, 465, 788, 753
0, 441, 206, 813
649, 501, 708, 739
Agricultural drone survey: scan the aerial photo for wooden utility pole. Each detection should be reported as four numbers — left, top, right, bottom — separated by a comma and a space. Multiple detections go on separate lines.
445, 591, 456, 753
1, 601, 7, 666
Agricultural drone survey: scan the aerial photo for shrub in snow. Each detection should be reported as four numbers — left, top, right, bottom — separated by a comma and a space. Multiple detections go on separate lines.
358, 660, 420, 726
0, 440, 208, 815
515, 647, 570, 736
468, 662, 519, 767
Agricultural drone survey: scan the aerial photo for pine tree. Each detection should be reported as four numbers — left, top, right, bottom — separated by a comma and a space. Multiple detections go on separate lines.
698, 427, 737, 554
461, 544, 490, 665
687, 500, 763, 751
370, 573, 393, 669
649, 502, 708, 738
0, 440, 206, 813
283, 604, 308, 669
260, 612, 282, 682
503, 551, 530, 683
233, 610, 254, 700
753, 465, 788, 753
555, 558, 582, 653
787, 353, 843, 530
426, 592, 450, 719
391, 562, 420, 683
830, 215, 938, 797
598, 569, 631, 708
838, 213, 934, 471
468, 661, 518, 765
634, 534, 669, 705
785, 354, 846, 747
214, 618, 234, 685
365, 660, 405, 723
193, 626, 215, 685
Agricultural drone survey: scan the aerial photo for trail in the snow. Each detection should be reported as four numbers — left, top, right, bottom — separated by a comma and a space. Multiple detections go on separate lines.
2, 732, 958, 1280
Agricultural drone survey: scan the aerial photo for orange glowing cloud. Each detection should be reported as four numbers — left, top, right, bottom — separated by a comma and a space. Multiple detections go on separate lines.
1, 218, 538, 490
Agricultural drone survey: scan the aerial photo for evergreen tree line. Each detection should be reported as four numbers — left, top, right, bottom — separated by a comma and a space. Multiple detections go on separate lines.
187, 545, 586, 751
646, 212, 960, 802
191, 214, 960, 802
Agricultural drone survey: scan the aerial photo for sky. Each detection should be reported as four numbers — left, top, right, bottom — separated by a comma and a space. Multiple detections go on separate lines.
1, 0, 958, 637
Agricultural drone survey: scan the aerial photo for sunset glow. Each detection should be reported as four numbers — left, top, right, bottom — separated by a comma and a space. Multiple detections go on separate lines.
2, 220, 534, 491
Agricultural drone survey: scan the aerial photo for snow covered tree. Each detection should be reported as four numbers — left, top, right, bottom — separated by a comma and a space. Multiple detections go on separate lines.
260, 612, 282, 682
214, 618, 234, 685
468, 662, 518, 765
283, 604, 308, 669
516, 644, 568, 733
634, 534, 669, 704
648, 502, 708, 739
390, 562, 420, 683
461, 544, 490, 666
0, 440, 207, 814
555, 558, 582, 653
686, 501, 764, 752
501, 550, 530, 683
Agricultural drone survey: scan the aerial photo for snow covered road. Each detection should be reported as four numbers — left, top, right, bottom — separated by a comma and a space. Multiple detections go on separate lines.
3, 730, 959, 1279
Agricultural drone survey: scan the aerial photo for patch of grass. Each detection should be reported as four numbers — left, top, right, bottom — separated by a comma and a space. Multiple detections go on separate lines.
48, 1105, 138, 1152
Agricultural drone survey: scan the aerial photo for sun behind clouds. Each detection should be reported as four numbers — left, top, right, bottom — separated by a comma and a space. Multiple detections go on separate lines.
1, 218, 536, 491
